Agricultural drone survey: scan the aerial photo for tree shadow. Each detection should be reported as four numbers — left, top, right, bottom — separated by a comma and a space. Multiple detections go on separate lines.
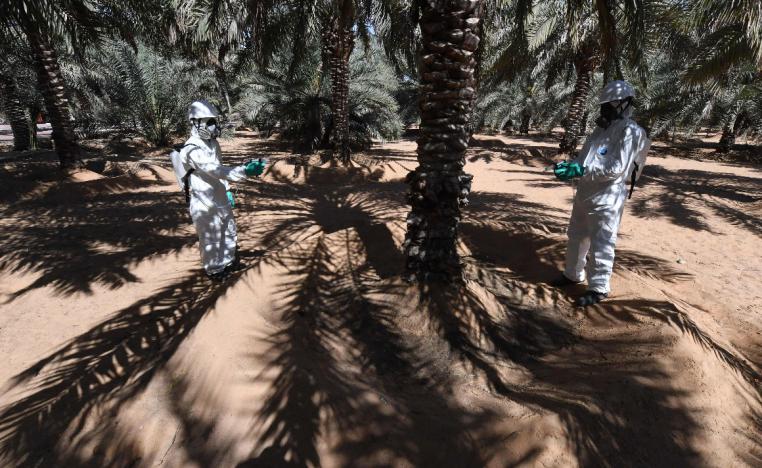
241, 169, 408, 278
743, 407, 762, 466
589, 299, 761, 390
414, 277, 723, 466
1, 150, 759, 466
417, 190, 755, 465
585, 298, 762, 465
242, 181, 714, 466
236, 187, 513, 466
220, 135, 294, 160
0, 154, 63, 202
466, 190, 568, 235
0, 263, 258, 467
0, 185, 193, 298
507, 332, 703, 466
467, 136, 557, 167
0, 164, 419, 466
633, 164, 762, 236
463, 191, 693, 287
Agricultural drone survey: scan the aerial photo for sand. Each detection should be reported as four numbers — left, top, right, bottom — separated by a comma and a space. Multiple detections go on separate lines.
0, 132, 760, 467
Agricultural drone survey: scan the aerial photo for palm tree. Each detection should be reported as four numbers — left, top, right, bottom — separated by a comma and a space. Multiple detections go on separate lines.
686, 0, 762, 82
172, 0, 359, 162
321, 0, 356, 164
198, 0, 412, 163
316, 0, 411, 163
558, 38, 600, 153
636, 34, 762, 152
490, 0, 661, 154
85, 42, 217, 146
710, 68, 760, 152
0, 1, 106, 168
26, 32, 82, 166
0, 74, 32, 151
403, 0, 484, 281
168, 0, 275, 115
0, 27, 35, 151
237, 38, 402, 153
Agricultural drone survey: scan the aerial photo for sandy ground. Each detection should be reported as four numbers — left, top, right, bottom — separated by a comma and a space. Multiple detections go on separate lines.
0, 132, 760, 467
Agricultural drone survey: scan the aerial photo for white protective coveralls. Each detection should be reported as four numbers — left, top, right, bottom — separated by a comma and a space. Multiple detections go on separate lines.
182, 103, 248, 275
563, 84, 651, 294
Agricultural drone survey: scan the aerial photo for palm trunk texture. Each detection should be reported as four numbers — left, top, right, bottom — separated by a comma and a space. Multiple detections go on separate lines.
27, 31, 80, 168
322, 16, 354, 165
559, 48, 598, 155
718, 125, 735, 153
404, 0, 484, 281
215, 66, 233, 115
0, 74, 32, 151
519, 110, 531, 134
29, 104, 40, 150
718, 111, 749, 153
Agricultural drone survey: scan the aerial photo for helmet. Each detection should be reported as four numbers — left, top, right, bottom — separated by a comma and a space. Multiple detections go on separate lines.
598, 80, 635, 104
188, 100, 220, 121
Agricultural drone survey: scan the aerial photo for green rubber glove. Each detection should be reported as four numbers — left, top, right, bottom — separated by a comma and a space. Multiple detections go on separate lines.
226, 190, 235, 208
244, 158, 267, 177
553, 161, 585, 181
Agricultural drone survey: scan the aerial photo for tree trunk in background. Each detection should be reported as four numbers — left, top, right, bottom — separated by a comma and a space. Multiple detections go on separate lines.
215, 66, 233, 115
718, 124, 734, 153
0, 74, 32, 151
559, 46, 598, 155
321, 14, 354, 165
26, 30, 80, 168
28, 104, 39, 150
404, 0, 484, 282
580, 110, 589, 136
519, 110, 531, 135
29, 100, 42, 149
718, 110, 749, 152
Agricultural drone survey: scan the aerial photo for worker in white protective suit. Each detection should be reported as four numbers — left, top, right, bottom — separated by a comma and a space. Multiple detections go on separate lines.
552, 80, 651, 306
178, 100, 266, 280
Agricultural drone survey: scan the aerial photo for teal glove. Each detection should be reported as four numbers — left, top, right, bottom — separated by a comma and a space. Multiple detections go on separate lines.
554, 161, 585, 181
244, 158, 267, 177
226, 190, 235, 208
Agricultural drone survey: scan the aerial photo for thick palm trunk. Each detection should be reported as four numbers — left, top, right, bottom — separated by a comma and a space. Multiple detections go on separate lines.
718, 125, 735, 153
718, 111, 748, 153
322, 16, 354, 165
0, 74, 32, 151
519, 110, 531, 134
404, 0, 484, 281
559, 48, 598, 155
26, 31, 80, 168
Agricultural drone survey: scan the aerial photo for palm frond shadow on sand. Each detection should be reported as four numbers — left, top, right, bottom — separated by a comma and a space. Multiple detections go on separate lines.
237, 182, 746, 466
0, 166, 192, 298
632, 164, 762, 236
237, 173, 503, 466
0, 263, 258, 467
0, 163, 760, 466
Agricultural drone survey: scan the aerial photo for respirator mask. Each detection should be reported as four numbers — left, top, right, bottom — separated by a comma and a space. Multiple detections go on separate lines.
596, 98, 632, 129
196, 118, 222, 140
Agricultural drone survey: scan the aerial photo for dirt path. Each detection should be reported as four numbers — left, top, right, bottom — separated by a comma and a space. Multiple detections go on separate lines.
0, 133, 760, 467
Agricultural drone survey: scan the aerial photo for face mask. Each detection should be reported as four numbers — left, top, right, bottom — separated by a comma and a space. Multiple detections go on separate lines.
197, 119, 222, 140
596, 99, 631, 129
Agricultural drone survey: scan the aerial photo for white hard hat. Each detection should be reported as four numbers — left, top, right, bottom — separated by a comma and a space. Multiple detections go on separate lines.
599, 80, 635, 104
188, 100, 220, 121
